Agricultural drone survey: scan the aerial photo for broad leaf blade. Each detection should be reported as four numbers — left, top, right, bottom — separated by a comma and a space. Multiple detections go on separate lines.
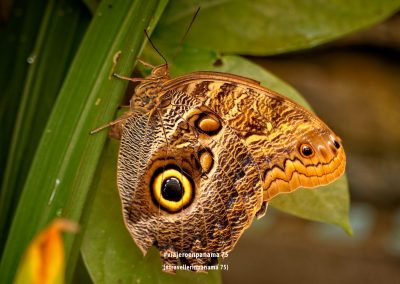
153, 0, 400, 55
270, 175, 352, 234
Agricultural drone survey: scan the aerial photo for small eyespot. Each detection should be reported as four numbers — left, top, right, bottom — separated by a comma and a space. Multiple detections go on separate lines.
198, 149, 214, 174
151, 168, 194, 212
195, 113, 222, 135
333, 140, 340, 149
300, 144, 314, 158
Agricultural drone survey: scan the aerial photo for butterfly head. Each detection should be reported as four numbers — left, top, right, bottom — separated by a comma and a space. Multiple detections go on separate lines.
150, 64, 169, 79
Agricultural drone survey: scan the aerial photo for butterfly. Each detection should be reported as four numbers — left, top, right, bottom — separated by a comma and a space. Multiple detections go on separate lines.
96, 60, 346, 273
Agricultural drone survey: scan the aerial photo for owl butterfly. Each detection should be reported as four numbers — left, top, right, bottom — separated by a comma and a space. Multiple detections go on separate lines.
102, 60, 346, 273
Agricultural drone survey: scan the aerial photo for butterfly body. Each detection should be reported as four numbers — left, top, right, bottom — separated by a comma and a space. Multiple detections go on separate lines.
110, 64, 346, 272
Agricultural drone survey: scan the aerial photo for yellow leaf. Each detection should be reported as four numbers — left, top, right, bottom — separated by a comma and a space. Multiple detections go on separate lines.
13, 219, 78, 284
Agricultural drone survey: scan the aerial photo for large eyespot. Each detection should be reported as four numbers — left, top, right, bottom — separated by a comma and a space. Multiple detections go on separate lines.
151, 168, 194, 213
299, 143, 314, 158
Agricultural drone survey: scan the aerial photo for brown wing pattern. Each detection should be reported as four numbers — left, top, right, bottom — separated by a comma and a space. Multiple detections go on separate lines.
117, 88, 264, 271
112, 65, 346, 272
166, 72, 346, 201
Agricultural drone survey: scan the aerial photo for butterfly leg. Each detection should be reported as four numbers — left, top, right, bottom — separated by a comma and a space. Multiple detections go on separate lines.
112, 59, 156, 82
90, 111, 134, 140
137, 58, 156, 69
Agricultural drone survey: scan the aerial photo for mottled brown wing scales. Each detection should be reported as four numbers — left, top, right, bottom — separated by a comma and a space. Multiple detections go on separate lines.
117, 88, 265, 270
170, 93, 263, 257
118, 110, 159, 254
179, 106, 260, 248
178, 78, 346, 201
111, 65, 346, 272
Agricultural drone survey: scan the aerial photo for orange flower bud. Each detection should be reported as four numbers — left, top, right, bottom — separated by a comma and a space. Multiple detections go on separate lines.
14, 219, 78, 284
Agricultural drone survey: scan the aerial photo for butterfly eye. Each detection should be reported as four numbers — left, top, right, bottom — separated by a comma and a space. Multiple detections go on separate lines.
299, 144, 314, 158
151, 168, 194, 212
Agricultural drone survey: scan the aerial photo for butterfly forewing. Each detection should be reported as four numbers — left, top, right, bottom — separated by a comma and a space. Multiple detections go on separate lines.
163, 73, 346, 200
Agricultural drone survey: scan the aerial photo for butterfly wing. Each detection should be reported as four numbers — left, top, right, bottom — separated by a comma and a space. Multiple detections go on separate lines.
117, 89, 263, 272
164, 72, 346, 201
116, 71, 346, 272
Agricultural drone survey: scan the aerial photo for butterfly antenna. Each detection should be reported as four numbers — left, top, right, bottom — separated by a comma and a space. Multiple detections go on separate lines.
144, 29, 168, 66
172, 7, 200, 61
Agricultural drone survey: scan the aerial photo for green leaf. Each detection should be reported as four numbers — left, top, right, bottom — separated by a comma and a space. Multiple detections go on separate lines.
0, 1, 166, 283
0, 0, 47, 188
0, 0, 88, 254
270, 176, 352, 234
152, 0, 400, 55
81, 140, 221, 284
